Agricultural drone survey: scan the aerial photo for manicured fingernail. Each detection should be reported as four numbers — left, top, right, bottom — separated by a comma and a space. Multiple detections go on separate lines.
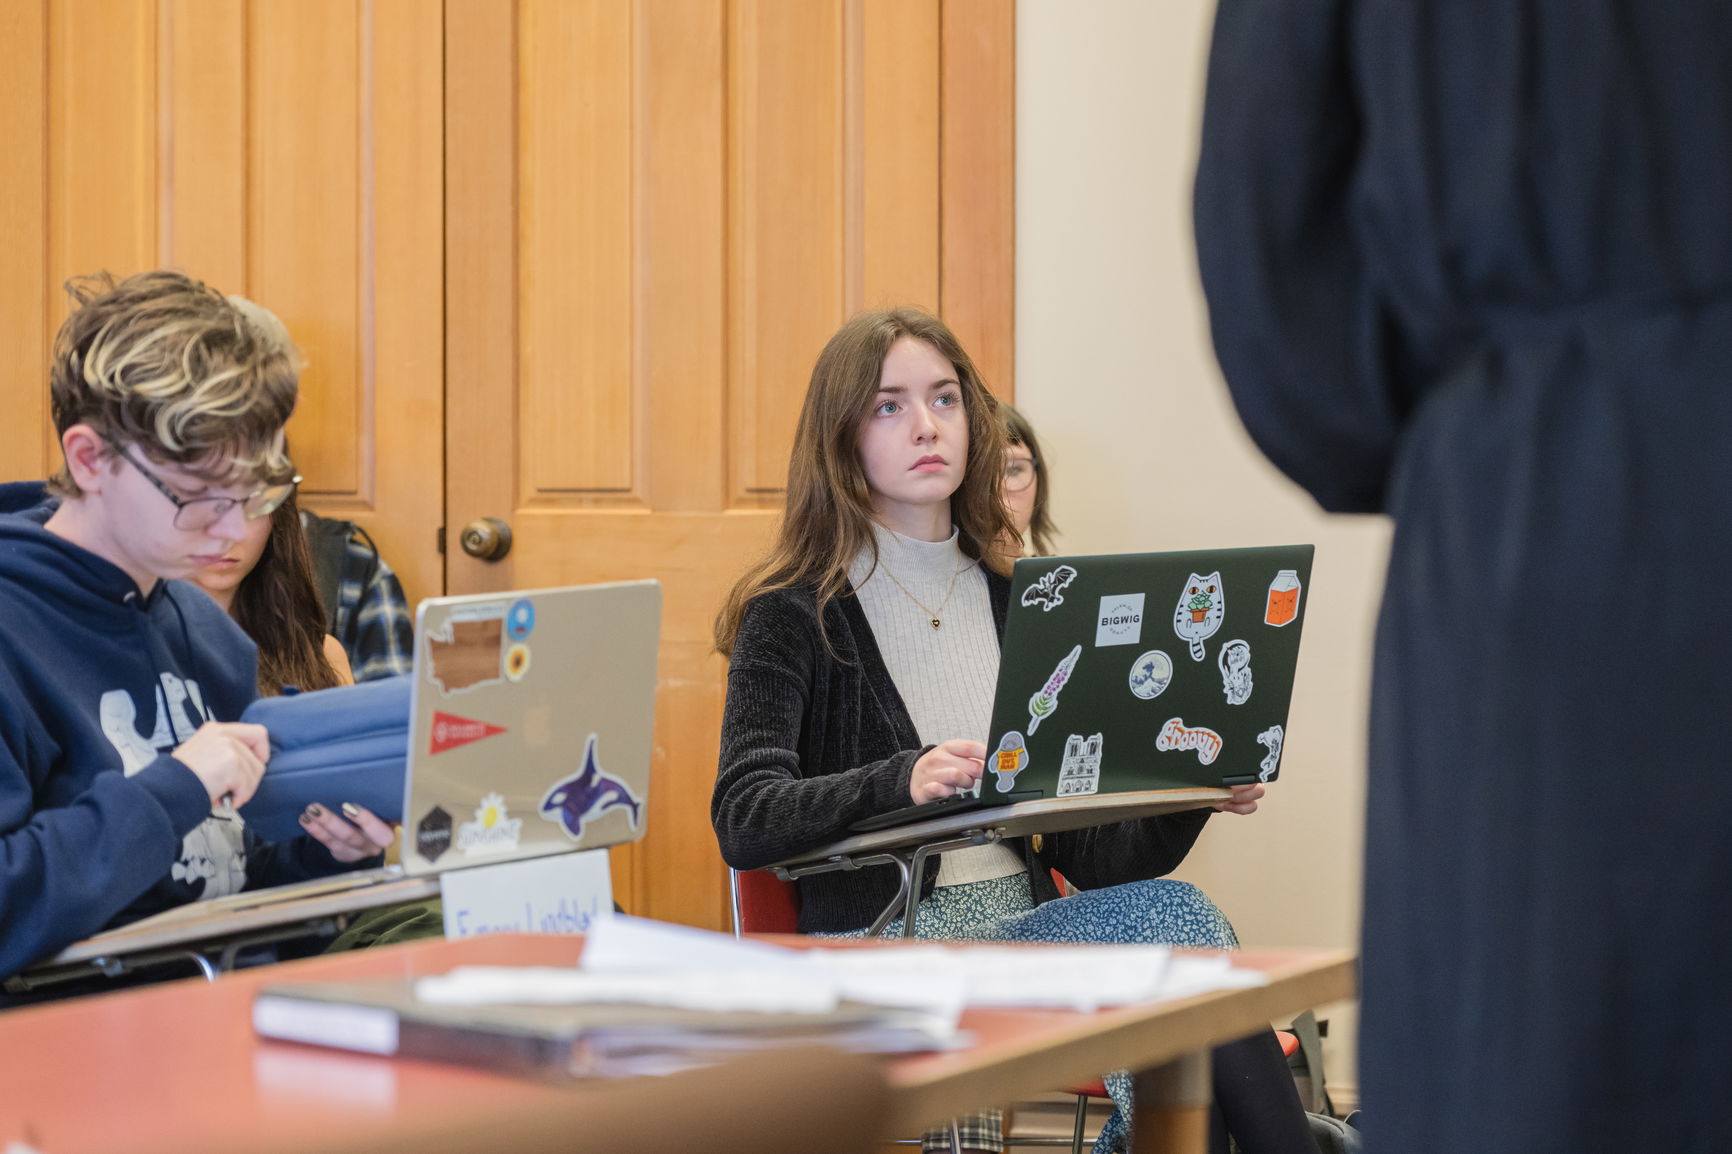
298, 812, 312, 826
307, 803, 323, 818
341, 802, 361, 820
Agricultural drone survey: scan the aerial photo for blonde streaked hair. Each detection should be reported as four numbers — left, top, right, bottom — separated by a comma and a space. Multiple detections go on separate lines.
48, 270, 301, 497
714, 307, 1015, 657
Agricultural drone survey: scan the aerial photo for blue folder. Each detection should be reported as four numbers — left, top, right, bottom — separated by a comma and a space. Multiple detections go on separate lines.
238, 675, 411, 843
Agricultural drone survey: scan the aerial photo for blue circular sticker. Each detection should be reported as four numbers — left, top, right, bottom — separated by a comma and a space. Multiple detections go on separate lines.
507, 598, 536, 640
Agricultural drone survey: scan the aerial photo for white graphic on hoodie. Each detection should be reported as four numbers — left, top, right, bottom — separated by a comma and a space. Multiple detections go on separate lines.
98, 672, 247, 898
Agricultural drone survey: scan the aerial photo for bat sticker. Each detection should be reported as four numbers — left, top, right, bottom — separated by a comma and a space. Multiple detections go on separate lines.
1021, 565, 1078, 612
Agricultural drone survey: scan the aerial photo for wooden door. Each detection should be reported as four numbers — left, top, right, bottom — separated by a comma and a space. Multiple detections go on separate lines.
444, 0, 1014, 931
0, 0, 444, 609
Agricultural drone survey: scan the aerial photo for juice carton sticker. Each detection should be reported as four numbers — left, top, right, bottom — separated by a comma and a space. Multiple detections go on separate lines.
1172, 572, 1224, 661
1217, 639, 1253, 705
1265, 570, 1301, 627
991, 731, 1030, 791
1027, 644, 1082, 734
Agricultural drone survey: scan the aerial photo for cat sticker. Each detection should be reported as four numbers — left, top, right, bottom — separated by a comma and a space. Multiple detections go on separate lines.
1056, 733, 1104, 797
1027, 645, 1083, 734
1128, 650, 1173, 700
1217, 639, 1253, 705
1256, 725, 1285, 782
1021, 565, 1078, 612
1155, 717, 1224, 765
991, 731, 1030, 791
540, 734, 642, 840
1172, 572, 1225, 661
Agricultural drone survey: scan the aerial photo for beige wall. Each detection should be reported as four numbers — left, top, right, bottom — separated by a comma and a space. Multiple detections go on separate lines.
1015, 0, 1391, 1098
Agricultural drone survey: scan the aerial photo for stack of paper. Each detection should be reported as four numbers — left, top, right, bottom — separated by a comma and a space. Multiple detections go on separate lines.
252, 916, 1267, 1078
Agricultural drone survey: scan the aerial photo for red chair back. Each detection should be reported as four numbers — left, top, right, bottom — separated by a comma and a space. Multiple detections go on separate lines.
730, 868, 802, 935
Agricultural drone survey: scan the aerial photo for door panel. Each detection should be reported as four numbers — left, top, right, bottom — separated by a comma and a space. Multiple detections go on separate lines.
0, 0, 443, 612
446, 0, 1012, 931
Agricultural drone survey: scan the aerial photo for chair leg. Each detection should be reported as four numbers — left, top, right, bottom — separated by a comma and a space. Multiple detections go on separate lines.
1070, 1092, 1090, 1154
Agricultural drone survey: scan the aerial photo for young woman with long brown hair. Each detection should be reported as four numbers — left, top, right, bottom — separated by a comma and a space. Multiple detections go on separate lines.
712, 308, 1313, 1154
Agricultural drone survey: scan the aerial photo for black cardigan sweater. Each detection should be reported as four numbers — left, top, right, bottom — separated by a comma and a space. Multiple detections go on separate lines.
712, 567, 1214, 933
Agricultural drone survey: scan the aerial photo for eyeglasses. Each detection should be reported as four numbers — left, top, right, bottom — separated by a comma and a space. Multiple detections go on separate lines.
107, 440, 301, 531
1003, 457, 1039, 494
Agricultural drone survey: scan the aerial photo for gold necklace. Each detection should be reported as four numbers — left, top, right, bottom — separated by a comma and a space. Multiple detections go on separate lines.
874, 559, 975, 630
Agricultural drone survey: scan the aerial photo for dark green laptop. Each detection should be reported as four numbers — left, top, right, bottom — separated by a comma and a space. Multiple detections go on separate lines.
983, 544, 1314, 799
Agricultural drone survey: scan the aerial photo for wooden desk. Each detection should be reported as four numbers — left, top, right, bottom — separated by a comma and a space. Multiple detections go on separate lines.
0, 933, 1353, 1154
769, 787, 1231, 936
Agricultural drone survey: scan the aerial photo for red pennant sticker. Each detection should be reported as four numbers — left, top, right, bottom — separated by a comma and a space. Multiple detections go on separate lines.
430, 711, 507, 755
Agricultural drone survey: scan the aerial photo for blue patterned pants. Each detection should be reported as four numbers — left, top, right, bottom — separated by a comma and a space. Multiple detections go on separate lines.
828, 870, 1239, 1153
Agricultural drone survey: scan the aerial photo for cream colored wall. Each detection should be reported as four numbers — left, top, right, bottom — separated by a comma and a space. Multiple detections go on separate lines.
1015, 0, 1391, 1099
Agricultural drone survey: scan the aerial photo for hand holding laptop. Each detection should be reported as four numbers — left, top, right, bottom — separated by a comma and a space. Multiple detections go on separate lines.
909, 740, 987, 803
1212, 782, 1264, 816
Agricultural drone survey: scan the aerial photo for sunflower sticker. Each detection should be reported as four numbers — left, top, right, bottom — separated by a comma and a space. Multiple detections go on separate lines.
505, 643, 532, 682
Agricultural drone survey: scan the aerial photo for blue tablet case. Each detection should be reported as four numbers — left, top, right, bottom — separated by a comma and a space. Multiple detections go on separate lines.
238, 675, 411, 843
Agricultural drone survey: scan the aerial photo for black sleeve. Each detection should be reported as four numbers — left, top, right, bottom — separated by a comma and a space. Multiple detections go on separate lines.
711, 596, 921, 871
1195, 0, 1401, 514
1040, 807, 1214, 892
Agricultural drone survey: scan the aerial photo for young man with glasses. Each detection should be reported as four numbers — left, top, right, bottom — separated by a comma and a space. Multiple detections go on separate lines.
0, 271, 392, 986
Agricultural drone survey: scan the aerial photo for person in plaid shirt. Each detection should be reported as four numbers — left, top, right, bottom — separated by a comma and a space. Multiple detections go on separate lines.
301, 510, 413, 682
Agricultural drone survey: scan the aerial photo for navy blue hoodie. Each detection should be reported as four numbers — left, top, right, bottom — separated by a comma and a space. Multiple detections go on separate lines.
0, 482, 350, 978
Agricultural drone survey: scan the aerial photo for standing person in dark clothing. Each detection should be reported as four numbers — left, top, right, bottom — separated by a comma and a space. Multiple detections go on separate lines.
1195, 5, 1732, 1151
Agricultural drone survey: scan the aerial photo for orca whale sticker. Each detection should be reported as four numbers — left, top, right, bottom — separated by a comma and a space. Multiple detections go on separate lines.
540, 733, 643, 840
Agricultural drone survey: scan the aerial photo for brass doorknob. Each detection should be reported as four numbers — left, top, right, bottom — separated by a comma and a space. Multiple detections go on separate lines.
459, 517, 513, 561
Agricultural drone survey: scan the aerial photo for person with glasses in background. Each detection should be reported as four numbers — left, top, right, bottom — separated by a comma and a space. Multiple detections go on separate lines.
0, 271, 392, 995
999, 403, 1056, 557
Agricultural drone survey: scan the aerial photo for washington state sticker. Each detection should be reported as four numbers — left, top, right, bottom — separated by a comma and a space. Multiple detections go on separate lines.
1172, 571, 1225, 661
1056, 733, 1104, 797
1128, 650, 1173, 700
1217, 639, 1253, 705
540, 733, 642, 839
1027, 644, 1082, 734
1021, 565, 1078, 612
425, 602, 510, 694
1095, 593, 1145, 647
1154, 717, 1223, 765
1256, 725, 1285, 781
991, 731, 1030, 792
457, 792, 524, 857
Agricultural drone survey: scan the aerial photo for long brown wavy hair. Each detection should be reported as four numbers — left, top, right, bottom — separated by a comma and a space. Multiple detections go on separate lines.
715, 308, 1015, 656
232, 489, 344, 695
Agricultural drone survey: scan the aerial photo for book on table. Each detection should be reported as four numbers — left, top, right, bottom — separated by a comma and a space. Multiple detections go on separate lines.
252, 976, 956, 1079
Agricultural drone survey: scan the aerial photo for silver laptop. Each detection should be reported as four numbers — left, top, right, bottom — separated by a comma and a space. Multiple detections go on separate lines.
400, 579, 660, 874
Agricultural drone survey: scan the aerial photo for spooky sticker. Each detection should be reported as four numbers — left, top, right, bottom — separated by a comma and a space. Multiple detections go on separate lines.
1256, 725, 1285, 782
1172, 572, 1225, 661
1021, 565, 1078, 612
1027, 644, 1083, 734
1155, 717, 1224, 765
1056, 733, 1104, 798
991, 731, 1030, 792
457, 792, 524, 856
540, 733, 643, 840
1095, 593, 1145, 647
1217, 639, 1253, 705
1128, 650, 1173, 700
1265, 570, 1301, 628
